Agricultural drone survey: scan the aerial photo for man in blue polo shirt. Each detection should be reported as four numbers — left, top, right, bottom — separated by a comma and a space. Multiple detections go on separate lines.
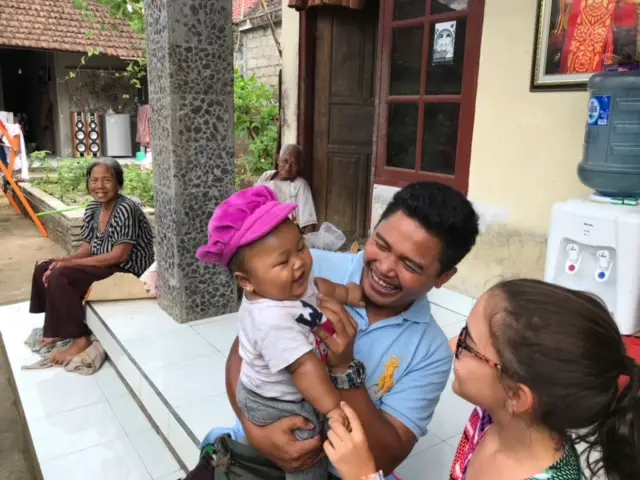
201, 181, 479, 477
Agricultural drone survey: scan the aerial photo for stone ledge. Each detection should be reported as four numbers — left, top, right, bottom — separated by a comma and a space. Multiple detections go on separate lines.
21, 183, 155, 254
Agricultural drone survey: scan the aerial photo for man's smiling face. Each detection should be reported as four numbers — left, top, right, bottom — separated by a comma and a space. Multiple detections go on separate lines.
362, 211, 456, 312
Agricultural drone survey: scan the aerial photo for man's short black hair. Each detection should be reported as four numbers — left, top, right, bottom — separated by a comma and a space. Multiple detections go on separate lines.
378, 181, 479, 275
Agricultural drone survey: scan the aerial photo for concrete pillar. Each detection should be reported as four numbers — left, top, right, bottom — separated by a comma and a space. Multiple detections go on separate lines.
145, 0, 237, 323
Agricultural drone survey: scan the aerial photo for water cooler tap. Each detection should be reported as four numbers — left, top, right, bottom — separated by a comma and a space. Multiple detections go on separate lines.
595, 250, 612, 282
565, 243, 581, 274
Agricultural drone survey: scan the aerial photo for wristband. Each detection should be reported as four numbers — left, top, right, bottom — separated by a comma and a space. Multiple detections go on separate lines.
329, 359, 366, 389
360, 472, 384, 480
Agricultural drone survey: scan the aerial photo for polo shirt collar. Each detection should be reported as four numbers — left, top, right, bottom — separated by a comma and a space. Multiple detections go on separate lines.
346, 251, 432, 326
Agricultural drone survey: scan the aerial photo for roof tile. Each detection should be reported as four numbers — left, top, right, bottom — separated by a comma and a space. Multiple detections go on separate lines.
233, 0, 261, 23
0, 0, 143, 59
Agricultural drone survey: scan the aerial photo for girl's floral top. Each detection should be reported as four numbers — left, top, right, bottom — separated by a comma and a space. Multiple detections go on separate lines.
450, 407, 581, 480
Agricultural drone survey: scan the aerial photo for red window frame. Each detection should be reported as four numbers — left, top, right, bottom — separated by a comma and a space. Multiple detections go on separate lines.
372, 0, 486, 194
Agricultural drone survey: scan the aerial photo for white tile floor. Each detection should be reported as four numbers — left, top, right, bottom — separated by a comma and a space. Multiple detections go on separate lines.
0, 302, 185, 480
1, 292, 471, 480
89, 297, 470, 480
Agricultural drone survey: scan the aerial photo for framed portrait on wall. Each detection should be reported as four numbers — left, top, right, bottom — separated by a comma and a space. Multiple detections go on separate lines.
531, 0, 640, 91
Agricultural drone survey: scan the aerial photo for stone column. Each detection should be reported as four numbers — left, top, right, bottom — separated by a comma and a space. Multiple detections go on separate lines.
145, 0, 236, 323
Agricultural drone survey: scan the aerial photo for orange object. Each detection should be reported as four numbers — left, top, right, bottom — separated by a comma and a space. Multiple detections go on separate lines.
0, 120, 48, 237
561, 0, 637, 74
618, 336, 640, 391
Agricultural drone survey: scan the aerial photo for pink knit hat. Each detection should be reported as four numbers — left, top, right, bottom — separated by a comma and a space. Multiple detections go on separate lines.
196, 186, 297, 266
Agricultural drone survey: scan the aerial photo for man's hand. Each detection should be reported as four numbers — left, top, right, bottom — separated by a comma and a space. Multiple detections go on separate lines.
243, 416, 324, 472
314, 294, 359, 371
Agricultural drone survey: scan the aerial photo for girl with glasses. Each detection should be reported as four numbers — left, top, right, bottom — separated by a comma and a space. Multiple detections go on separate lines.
323, 279, 640, 480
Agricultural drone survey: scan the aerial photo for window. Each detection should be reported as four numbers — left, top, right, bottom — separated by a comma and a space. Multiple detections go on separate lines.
373, 0, 485, 193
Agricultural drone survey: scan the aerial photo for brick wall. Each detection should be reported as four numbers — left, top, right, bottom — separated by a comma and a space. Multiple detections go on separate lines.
234, 21, 282, 90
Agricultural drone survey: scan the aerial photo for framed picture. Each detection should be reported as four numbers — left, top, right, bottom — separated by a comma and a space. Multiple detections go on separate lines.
531, 0, 640, 91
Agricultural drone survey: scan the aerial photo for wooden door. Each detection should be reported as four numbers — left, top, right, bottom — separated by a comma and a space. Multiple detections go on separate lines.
312, 2, 378, 241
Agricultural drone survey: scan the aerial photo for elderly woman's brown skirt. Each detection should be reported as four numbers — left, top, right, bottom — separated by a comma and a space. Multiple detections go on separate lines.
30, 260, 120, 339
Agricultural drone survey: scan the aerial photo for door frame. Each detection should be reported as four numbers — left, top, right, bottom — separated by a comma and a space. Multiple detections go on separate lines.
299, 1, 486, 198
297, 9, 318, 186
297, 6, 378, 238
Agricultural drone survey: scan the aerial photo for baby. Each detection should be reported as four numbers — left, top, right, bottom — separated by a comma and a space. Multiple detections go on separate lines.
196, 186, 363, 480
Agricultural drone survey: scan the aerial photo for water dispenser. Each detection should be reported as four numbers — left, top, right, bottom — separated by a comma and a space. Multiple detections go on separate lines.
544, 70, 640, 335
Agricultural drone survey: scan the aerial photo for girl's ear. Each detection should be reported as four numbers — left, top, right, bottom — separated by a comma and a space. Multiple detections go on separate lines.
235, 271, 254, 293
505, 382, 535, 417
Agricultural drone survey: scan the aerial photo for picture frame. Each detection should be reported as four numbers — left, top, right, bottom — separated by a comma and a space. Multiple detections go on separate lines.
531, 0, 640, 91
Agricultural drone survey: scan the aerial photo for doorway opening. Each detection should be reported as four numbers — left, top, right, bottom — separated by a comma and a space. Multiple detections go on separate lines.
0, 48, 56, 154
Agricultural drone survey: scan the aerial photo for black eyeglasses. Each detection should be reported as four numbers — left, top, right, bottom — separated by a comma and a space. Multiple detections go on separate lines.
455, 326, 504, 373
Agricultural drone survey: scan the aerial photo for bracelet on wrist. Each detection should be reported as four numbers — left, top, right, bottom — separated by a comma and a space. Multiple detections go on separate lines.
360, 472, 384, 480
329, 359, 366, 390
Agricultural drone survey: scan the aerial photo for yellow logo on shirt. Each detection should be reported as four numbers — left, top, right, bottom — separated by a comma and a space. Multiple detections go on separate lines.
371, 356, 399, 397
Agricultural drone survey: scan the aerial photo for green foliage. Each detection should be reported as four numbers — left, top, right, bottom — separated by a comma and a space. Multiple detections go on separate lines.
122, 164, 154, 206
234, 69, 279, 185
74, 0, 145, 37
33, 158, 154, 207
34, 158, 93, 205
71, 0, 146, 94
30, 150, 54, 181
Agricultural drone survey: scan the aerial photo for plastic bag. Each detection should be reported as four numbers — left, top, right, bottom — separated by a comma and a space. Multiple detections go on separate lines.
304, 222, 346, 251
140, 261, 158, 297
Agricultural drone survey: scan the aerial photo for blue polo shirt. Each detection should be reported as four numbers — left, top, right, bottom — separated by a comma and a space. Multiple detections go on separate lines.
310, 249, 453, 438
201, 249, 453, 460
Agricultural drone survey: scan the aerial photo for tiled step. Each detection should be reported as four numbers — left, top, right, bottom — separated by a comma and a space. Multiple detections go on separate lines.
86, 300, 239, 470
0, 301, 185, 480
87, 297, 472, 480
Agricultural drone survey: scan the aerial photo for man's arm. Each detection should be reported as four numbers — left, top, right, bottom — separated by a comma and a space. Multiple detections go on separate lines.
315, 295, 452, 475
354, 335, 452, 474
313, 296, 415, 473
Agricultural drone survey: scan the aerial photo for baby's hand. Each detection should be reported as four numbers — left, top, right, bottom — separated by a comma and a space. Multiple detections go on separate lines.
346, 283, 365, 308
327, 406, 350, 430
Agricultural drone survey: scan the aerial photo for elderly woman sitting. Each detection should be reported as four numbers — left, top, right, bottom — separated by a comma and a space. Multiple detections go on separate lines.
29, 159, 154, 364
255, 144, 317, 233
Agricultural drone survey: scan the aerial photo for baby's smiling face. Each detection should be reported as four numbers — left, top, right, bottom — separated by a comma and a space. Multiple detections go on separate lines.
234, 219, 312, 301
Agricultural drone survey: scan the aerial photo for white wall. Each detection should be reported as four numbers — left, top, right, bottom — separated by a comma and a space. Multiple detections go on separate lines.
280, 1, 300, 145
446, 0, 592, 296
